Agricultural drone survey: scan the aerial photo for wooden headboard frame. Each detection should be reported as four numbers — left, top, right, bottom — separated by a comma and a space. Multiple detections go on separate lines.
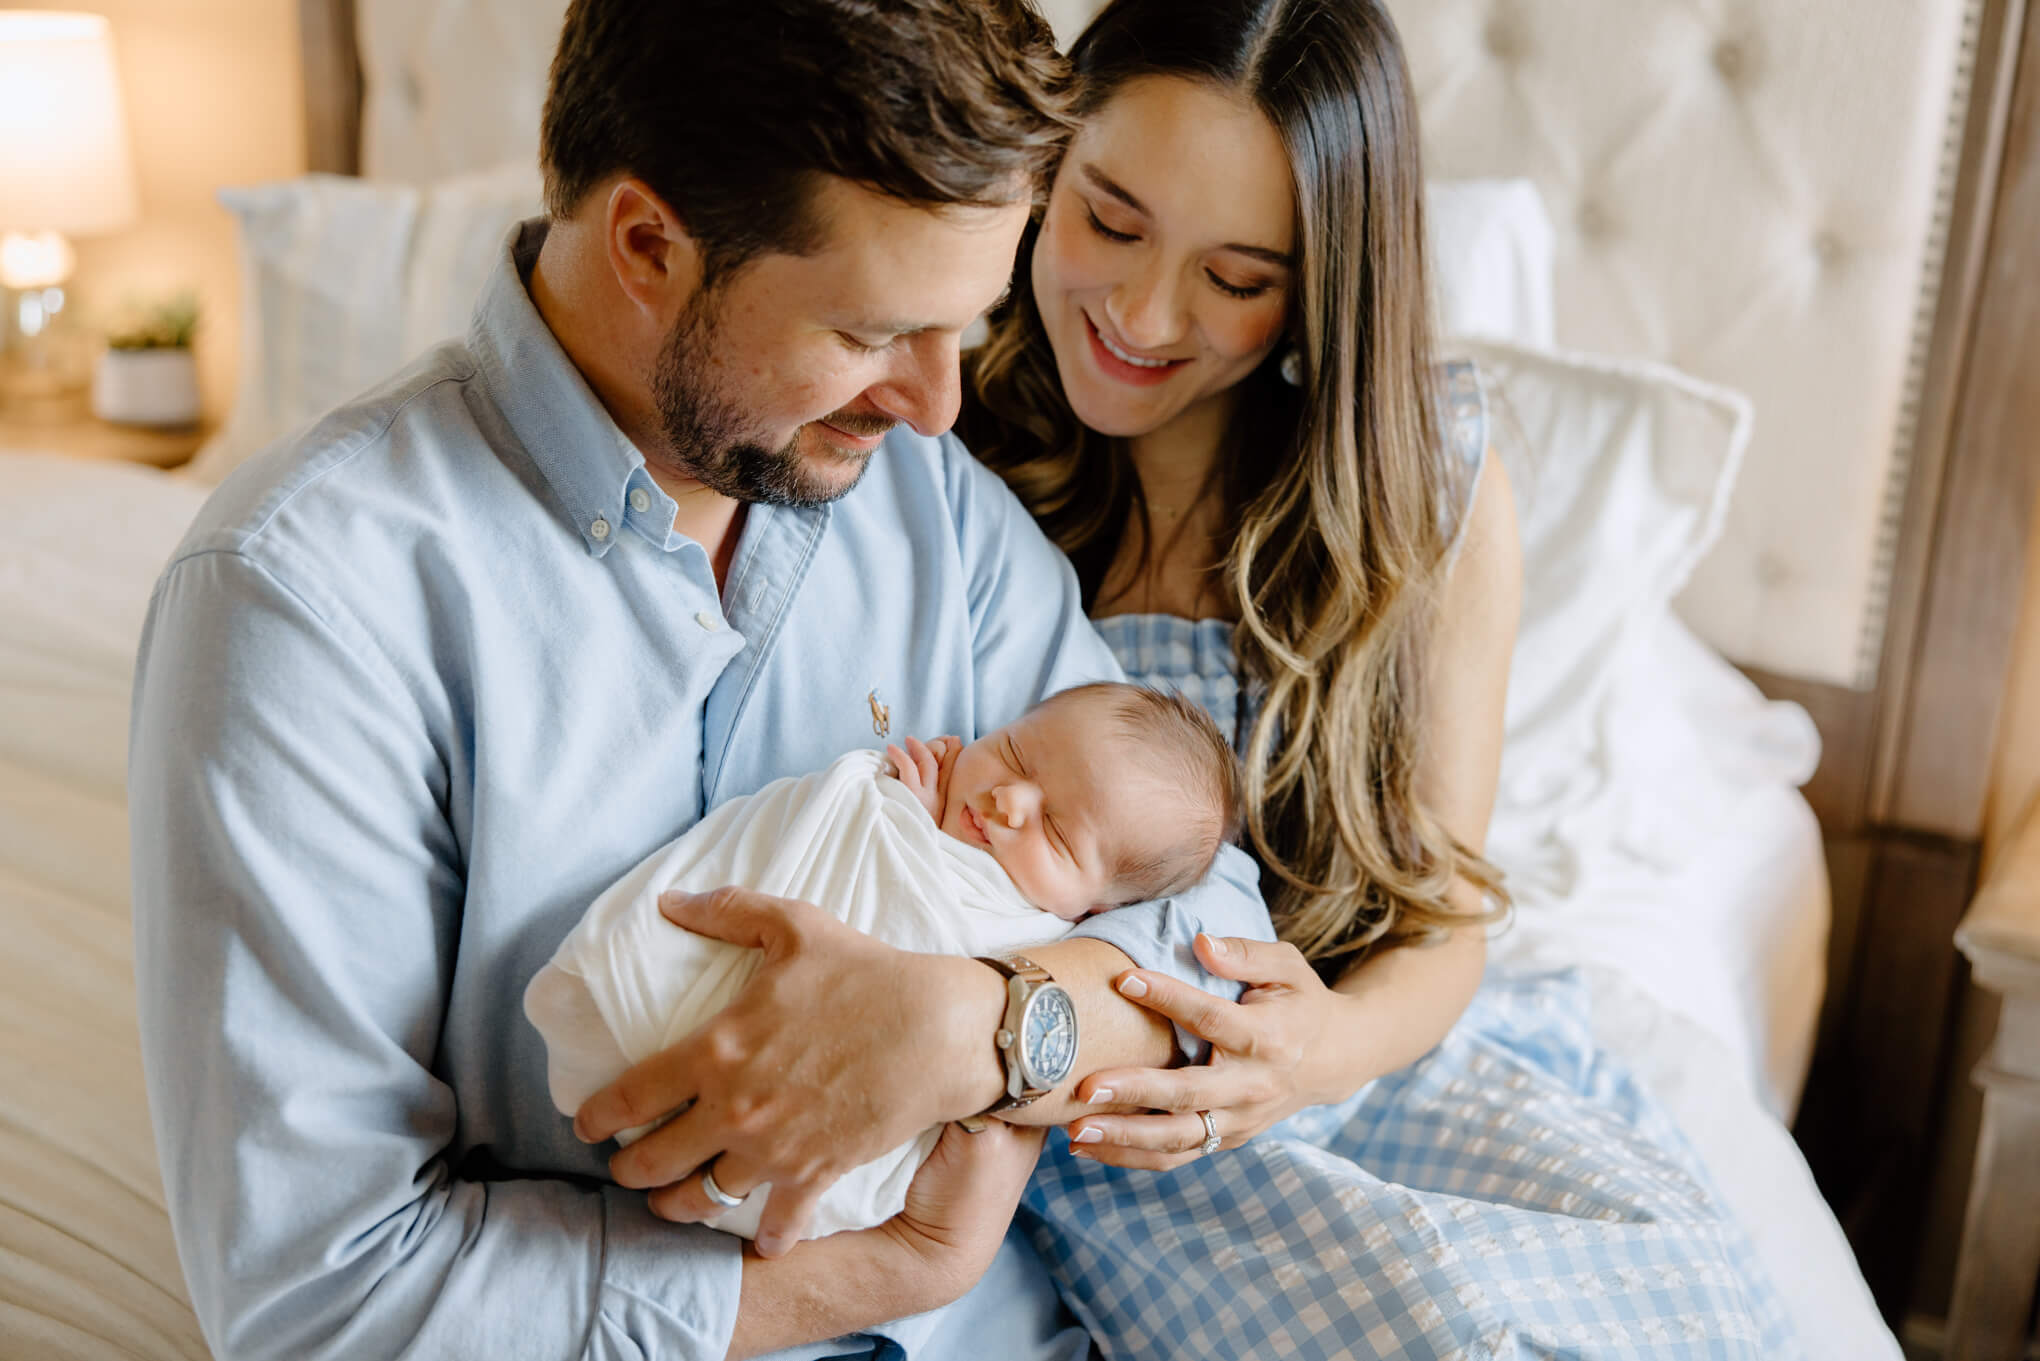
297, 0, 2040, 1308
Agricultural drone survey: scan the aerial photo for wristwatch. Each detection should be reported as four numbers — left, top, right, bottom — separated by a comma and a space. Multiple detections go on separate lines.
958, 954, 1078, 1132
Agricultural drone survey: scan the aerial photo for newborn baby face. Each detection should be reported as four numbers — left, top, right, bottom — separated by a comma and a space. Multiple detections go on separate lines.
936, 700, 1127, 921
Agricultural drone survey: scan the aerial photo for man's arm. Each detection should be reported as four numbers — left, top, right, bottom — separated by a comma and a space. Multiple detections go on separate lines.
128, 550, 943, 1359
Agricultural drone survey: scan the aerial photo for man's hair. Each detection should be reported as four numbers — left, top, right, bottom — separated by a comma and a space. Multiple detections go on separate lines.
1042, 682, 1244, 904
541, 0, 1072, 284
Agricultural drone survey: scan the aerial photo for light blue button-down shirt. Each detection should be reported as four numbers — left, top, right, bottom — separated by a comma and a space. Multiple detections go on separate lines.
127, 220, 1272, 1361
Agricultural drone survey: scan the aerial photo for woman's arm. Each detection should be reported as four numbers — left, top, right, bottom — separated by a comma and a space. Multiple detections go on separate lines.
1318, 449, 1521, 1083
1063, 453, 1522, 1165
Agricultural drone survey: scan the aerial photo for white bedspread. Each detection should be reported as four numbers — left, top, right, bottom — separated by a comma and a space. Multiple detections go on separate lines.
524, 748, 1070, 1241
0, 455, 211, 1360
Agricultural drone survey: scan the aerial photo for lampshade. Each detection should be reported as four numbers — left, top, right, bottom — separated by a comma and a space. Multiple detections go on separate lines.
0, 11, 138, 236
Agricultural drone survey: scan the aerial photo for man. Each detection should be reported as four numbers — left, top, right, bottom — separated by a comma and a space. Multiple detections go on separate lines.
128, 2, 1271, 1358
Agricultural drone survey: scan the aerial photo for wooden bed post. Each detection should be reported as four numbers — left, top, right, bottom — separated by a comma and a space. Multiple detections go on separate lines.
300, 0, 361, 176
1948, 796, 2040, 1359
1790, 0, 2040, 1319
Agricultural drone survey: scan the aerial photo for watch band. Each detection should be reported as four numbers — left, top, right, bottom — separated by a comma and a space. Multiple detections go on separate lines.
959, 954, 1055, 1133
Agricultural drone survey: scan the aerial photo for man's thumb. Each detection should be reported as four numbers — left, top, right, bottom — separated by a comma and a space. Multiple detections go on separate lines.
658, 887, 787, 950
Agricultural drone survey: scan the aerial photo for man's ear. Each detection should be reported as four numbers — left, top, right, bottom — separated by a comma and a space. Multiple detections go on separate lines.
602, 176, 703, 315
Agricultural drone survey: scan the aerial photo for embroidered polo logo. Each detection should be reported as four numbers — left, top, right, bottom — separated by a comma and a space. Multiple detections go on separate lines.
868, 688, 890, 738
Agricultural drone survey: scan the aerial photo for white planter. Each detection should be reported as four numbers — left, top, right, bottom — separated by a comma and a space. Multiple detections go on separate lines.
92, 347, 200, 428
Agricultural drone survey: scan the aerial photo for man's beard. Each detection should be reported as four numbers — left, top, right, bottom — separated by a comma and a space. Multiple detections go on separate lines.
649, 293, 887, 508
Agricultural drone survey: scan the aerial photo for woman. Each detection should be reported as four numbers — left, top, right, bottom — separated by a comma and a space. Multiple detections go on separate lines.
958, 1, 1801, 1355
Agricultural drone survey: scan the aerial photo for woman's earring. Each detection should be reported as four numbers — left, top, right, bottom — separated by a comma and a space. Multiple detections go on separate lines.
1279, 346, 1305, 387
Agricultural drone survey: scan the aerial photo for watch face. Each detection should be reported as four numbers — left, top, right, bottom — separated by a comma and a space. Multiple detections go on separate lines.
1021, 984, 1078, 1088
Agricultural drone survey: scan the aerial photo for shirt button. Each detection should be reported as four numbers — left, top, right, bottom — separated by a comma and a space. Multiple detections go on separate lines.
590, 517, 611, 541
629, 488, 651, 513
695, 610, 723, 632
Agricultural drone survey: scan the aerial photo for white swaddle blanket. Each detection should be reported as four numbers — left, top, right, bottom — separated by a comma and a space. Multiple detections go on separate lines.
524, 748, 1071, 1240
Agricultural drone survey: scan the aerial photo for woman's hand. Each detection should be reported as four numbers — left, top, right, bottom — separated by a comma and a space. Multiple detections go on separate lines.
1063, 932, 1351, 1170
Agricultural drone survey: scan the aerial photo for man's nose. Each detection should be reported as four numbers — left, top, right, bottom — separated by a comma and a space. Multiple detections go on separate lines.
865, 333, 962, 437
1106, 260, 1183, 352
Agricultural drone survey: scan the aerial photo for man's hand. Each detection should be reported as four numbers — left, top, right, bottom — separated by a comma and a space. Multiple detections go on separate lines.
877, 1119, 1046, 1297
574, 887, 1006, 1256
885, 735, 959, 822
722, 1120, 1045, 1360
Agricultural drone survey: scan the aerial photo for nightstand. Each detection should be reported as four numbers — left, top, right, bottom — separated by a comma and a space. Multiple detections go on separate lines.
0, 398, 206, 469
1948, 797, 2040, 1361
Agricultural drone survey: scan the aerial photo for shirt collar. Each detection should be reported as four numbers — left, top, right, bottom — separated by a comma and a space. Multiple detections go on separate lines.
467, 217, 653, 558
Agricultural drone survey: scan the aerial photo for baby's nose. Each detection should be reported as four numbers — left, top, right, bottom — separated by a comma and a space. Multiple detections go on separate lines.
992, 782, 1037, 827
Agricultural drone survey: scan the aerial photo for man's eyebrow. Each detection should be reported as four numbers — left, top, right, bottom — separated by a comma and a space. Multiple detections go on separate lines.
845, 320, 936, 338
1079, 162, 1294, 268
842, 286, 1010, 337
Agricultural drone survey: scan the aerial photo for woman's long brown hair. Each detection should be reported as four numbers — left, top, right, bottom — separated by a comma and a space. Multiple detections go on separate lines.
959, 0, 1508, 980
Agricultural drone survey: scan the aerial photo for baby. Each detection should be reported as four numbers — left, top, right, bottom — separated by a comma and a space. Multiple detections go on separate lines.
525, 681, 1241, 1242
883, 681, 1240, 920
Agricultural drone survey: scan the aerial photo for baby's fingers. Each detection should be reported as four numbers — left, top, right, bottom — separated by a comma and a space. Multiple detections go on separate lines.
902, 736, 941, 786
884, 743, 918, 786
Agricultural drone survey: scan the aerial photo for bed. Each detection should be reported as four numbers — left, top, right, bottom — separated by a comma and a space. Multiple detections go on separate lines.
11, 0, 2039, 1355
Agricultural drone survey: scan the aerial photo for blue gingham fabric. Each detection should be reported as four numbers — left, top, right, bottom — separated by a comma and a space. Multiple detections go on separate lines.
1021, 969, 1801, 1359
1043, 363, 1803, 1357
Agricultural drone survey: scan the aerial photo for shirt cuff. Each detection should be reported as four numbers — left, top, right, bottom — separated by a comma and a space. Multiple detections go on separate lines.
594, 1184, 744, 1359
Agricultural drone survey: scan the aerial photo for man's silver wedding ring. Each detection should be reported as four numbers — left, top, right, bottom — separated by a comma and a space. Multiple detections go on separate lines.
700, 1160, 746, 1208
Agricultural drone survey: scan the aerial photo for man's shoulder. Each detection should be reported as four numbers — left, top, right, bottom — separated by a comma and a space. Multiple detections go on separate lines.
858, 424, 1039, 554
169, 340, 498, 581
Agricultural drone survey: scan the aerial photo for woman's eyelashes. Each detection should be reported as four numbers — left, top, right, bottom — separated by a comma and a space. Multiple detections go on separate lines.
1206, 271, 1268, 300
1081, 204, 1273, 301
1084, 205, 1139, 244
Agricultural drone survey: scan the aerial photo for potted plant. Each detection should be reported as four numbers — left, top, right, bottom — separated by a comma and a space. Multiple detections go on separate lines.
92, 292, 201, 428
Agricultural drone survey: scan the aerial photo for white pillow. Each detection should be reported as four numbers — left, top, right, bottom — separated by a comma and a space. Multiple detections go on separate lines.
1427, 180, 1556, 346
187, 162, 543, 485
1460, 336, 1751, 785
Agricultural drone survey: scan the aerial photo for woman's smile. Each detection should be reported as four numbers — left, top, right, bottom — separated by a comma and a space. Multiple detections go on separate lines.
1085, 312, 1191, 387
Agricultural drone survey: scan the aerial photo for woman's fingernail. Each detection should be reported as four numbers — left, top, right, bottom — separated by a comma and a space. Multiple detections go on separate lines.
756, 1234, 787, 1257
1117, 975, 1148, 998
1087, 1087, 1114, 1105
1203, 933, 1231, 957
1073, 1127, 1104, 1144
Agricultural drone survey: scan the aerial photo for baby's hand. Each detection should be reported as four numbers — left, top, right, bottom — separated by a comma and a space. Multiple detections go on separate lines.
886, 735, 959, 822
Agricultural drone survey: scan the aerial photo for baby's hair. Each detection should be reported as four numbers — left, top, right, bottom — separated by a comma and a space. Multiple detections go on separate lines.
1038, 682, 1244, 904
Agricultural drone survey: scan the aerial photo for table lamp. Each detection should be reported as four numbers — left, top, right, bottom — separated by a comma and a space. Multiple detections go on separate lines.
0, 10, 138, 403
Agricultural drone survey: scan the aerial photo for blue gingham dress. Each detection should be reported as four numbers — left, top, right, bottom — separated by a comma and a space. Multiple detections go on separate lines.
1019, 362, 1802, 1360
